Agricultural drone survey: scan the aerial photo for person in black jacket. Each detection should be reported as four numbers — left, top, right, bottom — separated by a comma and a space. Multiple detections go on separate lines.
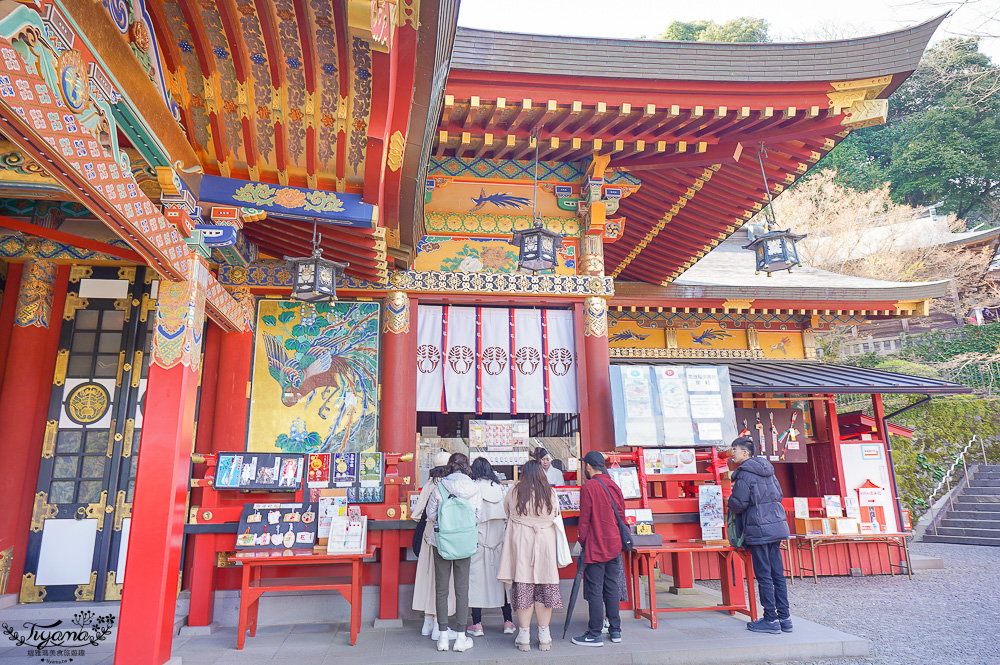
728, 436, 792, 634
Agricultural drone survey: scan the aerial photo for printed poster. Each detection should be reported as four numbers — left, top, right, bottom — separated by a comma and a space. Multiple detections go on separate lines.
333, 453, 358, 486
699, 484, 725, 541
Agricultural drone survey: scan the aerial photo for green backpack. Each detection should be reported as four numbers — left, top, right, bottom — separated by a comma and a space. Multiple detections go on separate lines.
434, 483, 478, 560
727, 510, 745, 549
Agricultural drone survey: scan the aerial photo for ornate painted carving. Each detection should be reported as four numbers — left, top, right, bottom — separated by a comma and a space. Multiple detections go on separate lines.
610, 347, 765, 360
233, 182, 345, 213
389, 270, 614, 297
383, 290, 409, 334
15, 258, 56, 327
584, 296, 608, 338
425, 212, 579, 237
151, 258, 209, 371
842, 99, 888, 130
386, 130, 405, 171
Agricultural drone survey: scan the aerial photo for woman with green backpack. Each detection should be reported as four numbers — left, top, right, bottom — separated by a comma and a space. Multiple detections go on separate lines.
424, 453, 483, 652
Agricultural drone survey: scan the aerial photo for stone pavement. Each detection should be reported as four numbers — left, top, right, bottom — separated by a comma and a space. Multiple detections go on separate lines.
0, 583, 865, 665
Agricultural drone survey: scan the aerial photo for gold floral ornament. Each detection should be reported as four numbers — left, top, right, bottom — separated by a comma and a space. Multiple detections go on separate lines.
233, 184, 345, 213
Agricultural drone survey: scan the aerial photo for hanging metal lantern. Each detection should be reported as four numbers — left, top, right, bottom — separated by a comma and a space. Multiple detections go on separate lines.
510, 222, 564, 273
743, 145, 807, 275
508, 128, 564, 273
285, 227, 348, 302
743, 223, 806, 274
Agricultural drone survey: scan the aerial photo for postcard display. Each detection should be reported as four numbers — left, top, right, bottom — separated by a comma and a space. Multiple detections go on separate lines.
304, 452, 386, 503
468, 420, 531, 467
609, 365, 738, 447
216, 452, 305, 491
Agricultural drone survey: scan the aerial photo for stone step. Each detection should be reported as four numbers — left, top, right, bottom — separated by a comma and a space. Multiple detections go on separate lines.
973, 465, 1000, 472
938, 518, 1000, 530
952, 495, 1000, 506
959, 487, 1000, 496
971, 472, 1000, 480
922, 534, 1000, 546
938, 510, 1000, 521
964, 479, 1000, 487
929, 525, 1000, 538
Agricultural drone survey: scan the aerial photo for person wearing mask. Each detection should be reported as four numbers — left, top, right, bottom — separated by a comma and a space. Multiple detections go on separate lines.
533, 447, 565, 486
411, 451, 455, 639
497, 460, 561, 652
572, 451, 625, 648
467, 457, 515, 636
425, 453, 482, 652
728, 436, 792, 634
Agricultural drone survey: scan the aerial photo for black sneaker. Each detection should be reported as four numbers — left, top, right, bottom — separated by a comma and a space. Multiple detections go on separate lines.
609, 630, 622, 643
779, 619, 793, 633
572, 632, 604, 647
747, 618, 780, 634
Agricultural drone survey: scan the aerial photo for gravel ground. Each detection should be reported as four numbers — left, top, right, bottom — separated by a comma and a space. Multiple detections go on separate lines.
712, 541, 1000, 665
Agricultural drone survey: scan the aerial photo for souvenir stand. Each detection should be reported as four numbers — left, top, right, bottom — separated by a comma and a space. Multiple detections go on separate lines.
184, 451, 414, 632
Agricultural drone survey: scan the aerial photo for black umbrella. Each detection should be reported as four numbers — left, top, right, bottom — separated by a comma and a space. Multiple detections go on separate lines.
562, 549, 587, 639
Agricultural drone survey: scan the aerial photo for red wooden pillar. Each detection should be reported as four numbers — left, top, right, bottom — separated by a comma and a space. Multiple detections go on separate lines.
582, 296, 613, 453
0, 260, 67, 594
115, 259, 210, 665
377, 291, 416, 621
825, 395, 848, 496
186, 322, 254, 628
872, 393, 904, 532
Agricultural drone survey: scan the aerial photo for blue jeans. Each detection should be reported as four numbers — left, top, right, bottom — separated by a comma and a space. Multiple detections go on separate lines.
749, 541, 789, 620
584, 556, 621, 635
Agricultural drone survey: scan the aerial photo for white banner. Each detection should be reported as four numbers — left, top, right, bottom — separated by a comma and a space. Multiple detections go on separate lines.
417, 306, 578, 414
546, 310, 579, 414
444, 306, 477, 412
512, 309, 544, 414
415, 306, 443, 412
480, 308, 512, 413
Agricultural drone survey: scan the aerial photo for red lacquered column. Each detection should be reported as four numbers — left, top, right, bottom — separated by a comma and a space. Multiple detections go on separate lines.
583, 296, 614, 453
115, 259, 210, 665
0, 260, 67, 595
377, 291, 416, 621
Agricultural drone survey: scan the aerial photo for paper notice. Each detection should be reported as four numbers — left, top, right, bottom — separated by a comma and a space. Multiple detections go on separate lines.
689, 394, 724, 419
686, 367, 720, 392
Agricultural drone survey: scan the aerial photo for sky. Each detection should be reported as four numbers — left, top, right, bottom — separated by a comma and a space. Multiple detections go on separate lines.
457, 0, 1000, 62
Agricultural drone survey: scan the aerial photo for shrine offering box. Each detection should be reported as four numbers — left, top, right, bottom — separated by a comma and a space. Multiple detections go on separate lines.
794, 517, 825, 536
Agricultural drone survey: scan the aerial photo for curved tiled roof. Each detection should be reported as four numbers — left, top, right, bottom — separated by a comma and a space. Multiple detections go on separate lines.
452, 14, 947, 83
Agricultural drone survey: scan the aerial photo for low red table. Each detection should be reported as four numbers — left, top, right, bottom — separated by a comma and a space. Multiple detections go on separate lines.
229, 546, 376, 649
628, 543, 758, 628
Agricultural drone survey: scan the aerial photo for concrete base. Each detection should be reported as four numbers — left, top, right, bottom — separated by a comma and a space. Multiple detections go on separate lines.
667, 586, 698, 595
178, 620, 220, 635
373, 618, 404, 629
0, 594, 16, 609
910, 553, 945, 570
169, 585, 869, 665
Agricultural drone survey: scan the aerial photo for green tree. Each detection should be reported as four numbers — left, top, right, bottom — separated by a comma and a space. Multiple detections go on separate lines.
660, 17, 770, 43
814, 38, 1000, 224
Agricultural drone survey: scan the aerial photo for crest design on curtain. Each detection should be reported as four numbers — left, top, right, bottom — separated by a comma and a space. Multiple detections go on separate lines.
482, 347, 507, 375
515, 347, 540, 374
448, 346, 474, 373
548, 348, 573, 376
416, 345, 439, 373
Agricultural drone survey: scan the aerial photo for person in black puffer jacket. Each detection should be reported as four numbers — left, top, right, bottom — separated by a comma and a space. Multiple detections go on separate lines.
728, 436, 791, 635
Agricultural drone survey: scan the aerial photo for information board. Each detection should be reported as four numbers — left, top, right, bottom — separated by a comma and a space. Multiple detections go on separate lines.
609, 365, 737, 447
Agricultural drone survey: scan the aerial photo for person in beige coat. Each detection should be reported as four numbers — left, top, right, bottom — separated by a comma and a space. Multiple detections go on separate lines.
411, 452, 455, 639
496, 460, 562, 652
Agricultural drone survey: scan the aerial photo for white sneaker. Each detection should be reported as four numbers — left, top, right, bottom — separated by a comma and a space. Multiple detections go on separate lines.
437, 634, 450, 651
515, 626, 531, 652
431, 625, 440, 640
421, 616, 435, 636
538, 626, 552, 651
453, 634, 474, 652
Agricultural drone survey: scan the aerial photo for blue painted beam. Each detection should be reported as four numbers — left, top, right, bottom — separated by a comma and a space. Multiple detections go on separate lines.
198, 175, 377, 228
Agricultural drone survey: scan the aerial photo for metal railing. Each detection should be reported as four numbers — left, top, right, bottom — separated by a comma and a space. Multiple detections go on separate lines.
928, 435, 994, 535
